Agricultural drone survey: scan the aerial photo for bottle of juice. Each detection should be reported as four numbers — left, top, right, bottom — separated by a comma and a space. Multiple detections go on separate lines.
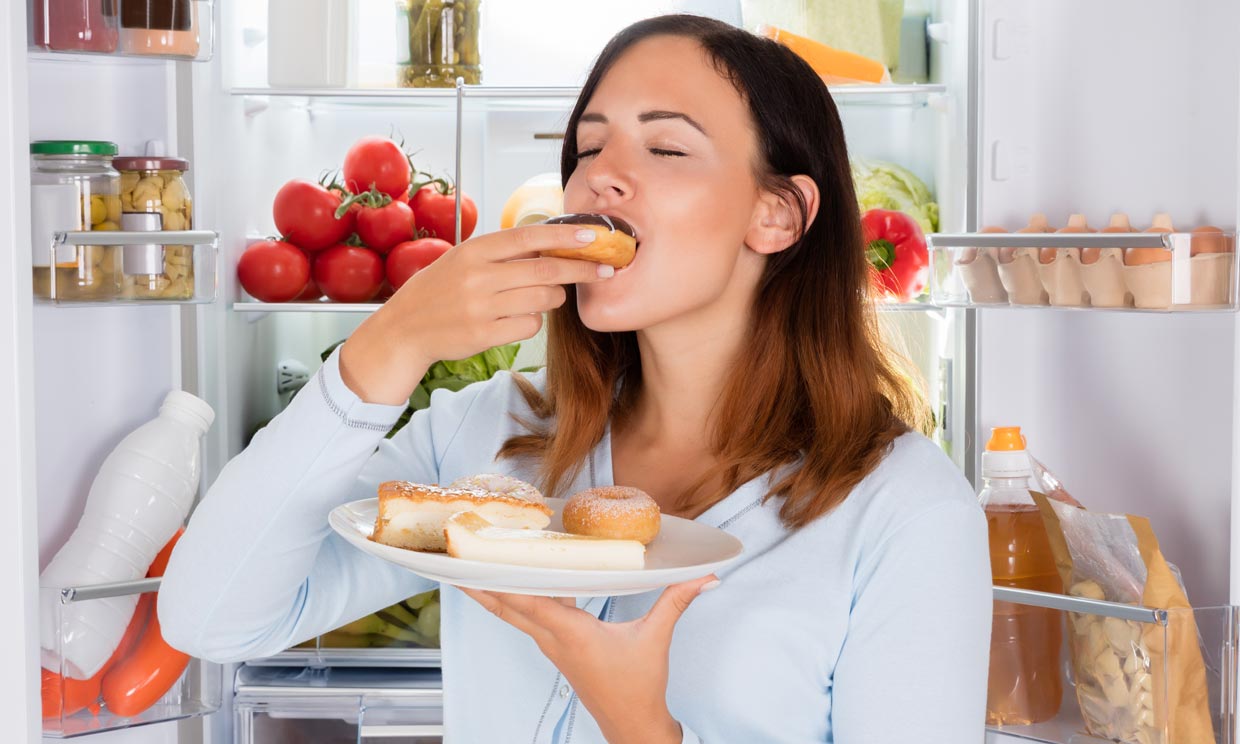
980, 426, 1063, 725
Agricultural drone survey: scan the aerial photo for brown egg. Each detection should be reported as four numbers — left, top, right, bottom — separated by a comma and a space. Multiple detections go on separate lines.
1191, 225, 1231, 256
1125, 213, 1173, 266
1005, 214, 1051, 263
1046, 214, 1093, 264
1088, 213, 1132, 265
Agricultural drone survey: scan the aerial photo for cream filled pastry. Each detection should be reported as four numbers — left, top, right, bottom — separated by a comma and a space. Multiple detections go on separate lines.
444, 511, 646, 570
372, 480, 552, 553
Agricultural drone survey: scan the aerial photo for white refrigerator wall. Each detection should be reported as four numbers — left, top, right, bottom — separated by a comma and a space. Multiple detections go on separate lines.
975, 0, 1240, 607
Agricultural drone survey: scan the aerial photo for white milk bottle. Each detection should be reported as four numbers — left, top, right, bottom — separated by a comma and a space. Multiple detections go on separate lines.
40, 390, 214, 678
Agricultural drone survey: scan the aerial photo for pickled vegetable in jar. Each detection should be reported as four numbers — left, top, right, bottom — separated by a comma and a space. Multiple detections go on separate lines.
401, 0, 481, 88
114, 156, 195, 300
29, 141, 122, 301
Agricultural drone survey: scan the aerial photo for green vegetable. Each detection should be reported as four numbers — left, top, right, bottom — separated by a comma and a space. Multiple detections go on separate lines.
850, 157, 939, 234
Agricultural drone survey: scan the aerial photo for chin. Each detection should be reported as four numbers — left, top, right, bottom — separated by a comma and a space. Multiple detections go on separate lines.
574, 281, 655, 333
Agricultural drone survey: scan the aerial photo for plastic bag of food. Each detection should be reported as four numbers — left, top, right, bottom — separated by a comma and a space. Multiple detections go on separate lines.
1033, 493, 1213, 744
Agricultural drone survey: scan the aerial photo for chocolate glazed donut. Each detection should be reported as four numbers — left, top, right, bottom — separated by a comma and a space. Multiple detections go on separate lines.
541, 213, 638, 268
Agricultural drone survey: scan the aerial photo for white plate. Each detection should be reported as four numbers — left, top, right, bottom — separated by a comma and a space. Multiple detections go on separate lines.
329, 497, 744, 597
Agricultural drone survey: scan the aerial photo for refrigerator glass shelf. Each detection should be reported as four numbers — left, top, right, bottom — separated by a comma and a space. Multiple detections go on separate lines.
41, 578, 223, 738
232, 299, 943, 314
930, 231, 1239, 312
230, 83, 947, 112
247, 647, 442, 669
983, 587, 1236, 744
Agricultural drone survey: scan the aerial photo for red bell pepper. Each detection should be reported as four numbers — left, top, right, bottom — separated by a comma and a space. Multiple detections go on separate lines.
861, 209, 929, 303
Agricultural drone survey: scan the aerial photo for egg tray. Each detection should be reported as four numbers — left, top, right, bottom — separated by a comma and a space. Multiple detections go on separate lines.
929, 232, 1237, 311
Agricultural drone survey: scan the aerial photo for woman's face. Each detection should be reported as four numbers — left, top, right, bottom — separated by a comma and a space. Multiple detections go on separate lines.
563, 35, 766, 333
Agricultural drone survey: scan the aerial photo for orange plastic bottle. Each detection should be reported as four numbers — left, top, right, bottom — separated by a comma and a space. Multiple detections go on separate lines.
979, 427, 1063, 726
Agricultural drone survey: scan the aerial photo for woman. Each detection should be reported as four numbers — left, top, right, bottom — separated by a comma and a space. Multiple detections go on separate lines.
161, 14, 991, 743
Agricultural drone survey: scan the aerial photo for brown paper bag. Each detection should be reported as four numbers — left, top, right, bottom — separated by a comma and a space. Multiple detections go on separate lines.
1034, 493, 1214, 744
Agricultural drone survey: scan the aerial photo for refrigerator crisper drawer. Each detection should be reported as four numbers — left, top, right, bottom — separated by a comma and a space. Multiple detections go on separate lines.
984, 587, 1237, 744
40, 578, 222, 738
929, 232, 1238, 311
235, 666, 444, 744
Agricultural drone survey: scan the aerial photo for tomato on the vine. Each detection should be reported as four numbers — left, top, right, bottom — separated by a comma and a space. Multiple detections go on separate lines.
313, 244, 385, 303
386, 237, 452, 290
409, 183, 477, 244
272, 179, 355, 251
343, 136, 412, 199
356, 198, 416, 253
237, 240, 310, 303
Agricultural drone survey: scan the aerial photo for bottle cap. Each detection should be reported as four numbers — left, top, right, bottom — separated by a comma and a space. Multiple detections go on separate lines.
982, 426, 1032, 478
161, 390, 215, 433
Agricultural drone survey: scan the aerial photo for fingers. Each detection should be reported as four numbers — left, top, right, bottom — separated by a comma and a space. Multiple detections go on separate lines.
478, 224, 599, 262
492, 286, 568, 318
644, 575, 720, 637
493, 255, 614, 292
457, 586, 589, 645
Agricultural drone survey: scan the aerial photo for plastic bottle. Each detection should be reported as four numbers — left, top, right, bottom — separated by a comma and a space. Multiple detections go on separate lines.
40, 391, 214, 679
979, 426, 1063, 726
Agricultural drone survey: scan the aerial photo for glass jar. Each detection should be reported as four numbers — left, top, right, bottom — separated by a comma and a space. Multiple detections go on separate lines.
119, 0, 201, 58
401, 0, 481, 88
30, 141, 122, 301
33, 0, 119, 53
114, 156, 194, 300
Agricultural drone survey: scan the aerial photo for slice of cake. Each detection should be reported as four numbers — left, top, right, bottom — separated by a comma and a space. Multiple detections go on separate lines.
372, 481, 552, 553
444, 511, 645, 570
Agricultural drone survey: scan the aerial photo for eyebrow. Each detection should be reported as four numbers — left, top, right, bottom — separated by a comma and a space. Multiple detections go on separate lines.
578, 110, 708, 136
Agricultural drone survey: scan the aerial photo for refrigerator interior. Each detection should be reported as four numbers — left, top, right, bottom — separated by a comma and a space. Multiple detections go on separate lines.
18, 0, 1238, 742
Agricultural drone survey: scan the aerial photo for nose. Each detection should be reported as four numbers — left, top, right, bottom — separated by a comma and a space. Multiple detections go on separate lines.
582, 143, 635, 205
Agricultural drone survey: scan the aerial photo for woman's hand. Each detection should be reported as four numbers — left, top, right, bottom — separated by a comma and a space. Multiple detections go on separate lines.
460, 575, 720, 744
339, 224, 612, 405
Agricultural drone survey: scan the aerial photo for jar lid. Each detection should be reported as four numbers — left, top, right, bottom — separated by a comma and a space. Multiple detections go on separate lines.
30, 140, 119, 156
113, 156, 189, 172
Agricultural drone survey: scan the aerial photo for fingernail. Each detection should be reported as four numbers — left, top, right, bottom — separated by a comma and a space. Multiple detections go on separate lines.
596, 264, 615, 278
698, 579, 721, 595
576, 229, 597, 243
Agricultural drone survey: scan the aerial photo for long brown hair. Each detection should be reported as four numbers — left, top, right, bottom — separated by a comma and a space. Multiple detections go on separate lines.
499, 15, 931, 528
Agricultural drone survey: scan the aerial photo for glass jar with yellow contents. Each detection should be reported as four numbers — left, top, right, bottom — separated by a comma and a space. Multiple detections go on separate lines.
401, 0, 481, 88
30, 141, 122, 301
114, 156, 195, 300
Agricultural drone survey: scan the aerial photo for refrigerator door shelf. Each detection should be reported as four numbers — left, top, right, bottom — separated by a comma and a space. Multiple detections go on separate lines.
985, 586, 1237, 744
930, 232, 1238, 312
41, 578, 223, 739
39, 230, 219, 306
31, 0, 215, 63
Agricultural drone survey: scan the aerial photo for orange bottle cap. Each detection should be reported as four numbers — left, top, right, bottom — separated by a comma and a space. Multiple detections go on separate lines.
986, 426, 1026, 451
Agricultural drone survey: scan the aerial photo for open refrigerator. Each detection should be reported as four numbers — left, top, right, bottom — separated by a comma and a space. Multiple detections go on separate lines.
1, 0, 1238, 742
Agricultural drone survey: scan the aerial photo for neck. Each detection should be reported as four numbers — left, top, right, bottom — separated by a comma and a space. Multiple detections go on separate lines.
623, 305, 750, 450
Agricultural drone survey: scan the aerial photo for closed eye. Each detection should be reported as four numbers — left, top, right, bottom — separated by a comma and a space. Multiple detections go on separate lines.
575, 148, 601, 159
650, 148, 686, 158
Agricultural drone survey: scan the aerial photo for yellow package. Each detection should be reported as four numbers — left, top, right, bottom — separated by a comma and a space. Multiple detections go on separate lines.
1033, 493, 1213, 744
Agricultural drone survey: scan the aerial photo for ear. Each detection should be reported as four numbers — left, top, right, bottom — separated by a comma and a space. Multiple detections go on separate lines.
745, 175, 820, 255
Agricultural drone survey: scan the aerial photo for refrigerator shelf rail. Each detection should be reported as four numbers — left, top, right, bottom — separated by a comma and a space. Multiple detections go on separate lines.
41, 578, 222, 739
247, 647, 442, 669
984, 587, 1237, 744
42, 230, 219, 305
930, 231, 1239, 312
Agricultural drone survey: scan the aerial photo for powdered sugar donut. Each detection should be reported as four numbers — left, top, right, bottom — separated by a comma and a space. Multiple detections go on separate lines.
449, 474, 545, 506
562, 486, 661, 545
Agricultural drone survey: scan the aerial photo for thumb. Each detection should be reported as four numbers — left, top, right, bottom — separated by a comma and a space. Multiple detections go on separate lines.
644, 575, 720, 637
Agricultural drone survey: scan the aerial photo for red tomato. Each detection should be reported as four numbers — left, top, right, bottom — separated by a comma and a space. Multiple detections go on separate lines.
314, 245, 385, 302
272, 180, 355, 251
357, 199, 416, 253
410, 184, 478, 244
293, 276, 323, 302
386, 238, 452, 290
237, 240, 310, 303
343, 136, 412, 199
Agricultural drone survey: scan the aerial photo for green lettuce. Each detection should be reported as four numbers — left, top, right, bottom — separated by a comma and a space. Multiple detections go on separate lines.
851, 158, 939, 234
